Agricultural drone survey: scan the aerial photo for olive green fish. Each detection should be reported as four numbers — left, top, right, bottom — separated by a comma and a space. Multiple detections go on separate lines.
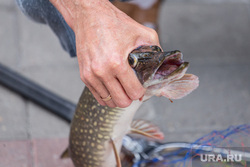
62, 46, 199, 167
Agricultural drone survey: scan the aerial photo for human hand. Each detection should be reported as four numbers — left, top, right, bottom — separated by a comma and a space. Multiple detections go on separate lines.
49, 0, 160, 108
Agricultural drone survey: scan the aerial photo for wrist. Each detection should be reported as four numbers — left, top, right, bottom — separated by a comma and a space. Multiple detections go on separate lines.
49, 0, 111, 30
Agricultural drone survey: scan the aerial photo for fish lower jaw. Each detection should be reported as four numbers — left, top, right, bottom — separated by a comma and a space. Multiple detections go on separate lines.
153, 52, 184, 80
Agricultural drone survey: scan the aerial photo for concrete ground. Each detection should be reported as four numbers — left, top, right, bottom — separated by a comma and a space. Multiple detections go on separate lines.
0, 0, 250, 166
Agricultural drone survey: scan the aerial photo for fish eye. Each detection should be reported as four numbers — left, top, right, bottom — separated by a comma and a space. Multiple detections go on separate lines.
128, 54, 138, 68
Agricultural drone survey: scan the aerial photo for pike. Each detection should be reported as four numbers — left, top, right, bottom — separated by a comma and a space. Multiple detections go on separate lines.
62, 46, 199, 167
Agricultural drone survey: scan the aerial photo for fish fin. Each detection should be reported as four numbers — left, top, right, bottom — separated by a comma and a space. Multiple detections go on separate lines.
110, 138, 122, 167
130, 119, 164, 140
60, 147, 70, 159
160, 74, 199, 99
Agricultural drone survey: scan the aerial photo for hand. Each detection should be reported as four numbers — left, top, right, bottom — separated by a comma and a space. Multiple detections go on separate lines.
49, 0, 160, 108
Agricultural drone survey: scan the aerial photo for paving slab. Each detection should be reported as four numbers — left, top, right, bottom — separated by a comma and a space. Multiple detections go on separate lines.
32, 138, 73, 167
0, 5, 20, 70
17, 8, 75, 69
0, 86, 28, 140
20, 65, 83, 104
0, 0, 15, 7
28, 102, 70, 139
159, 3, 250, 65
161, 131, 211, 142
0, 140, 33, 167
0, 138, 73, 167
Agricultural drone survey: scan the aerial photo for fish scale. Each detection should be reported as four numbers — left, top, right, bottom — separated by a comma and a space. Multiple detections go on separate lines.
69, 87, 124, 167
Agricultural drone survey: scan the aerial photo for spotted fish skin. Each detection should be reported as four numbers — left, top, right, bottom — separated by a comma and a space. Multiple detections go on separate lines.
69, 87, 134, 167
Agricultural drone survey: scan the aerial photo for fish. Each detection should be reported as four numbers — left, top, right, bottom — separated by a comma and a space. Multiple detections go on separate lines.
62, 45, 199, 167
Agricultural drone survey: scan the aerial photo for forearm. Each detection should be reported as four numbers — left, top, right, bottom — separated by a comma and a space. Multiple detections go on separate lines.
49, 0, 111, 30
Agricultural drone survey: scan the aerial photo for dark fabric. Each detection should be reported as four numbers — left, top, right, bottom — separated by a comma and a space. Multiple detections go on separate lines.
16, 0, 76, 57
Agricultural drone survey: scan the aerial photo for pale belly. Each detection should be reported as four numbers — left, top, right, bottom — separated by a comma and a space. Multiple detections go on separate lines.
101, 100, 142, 167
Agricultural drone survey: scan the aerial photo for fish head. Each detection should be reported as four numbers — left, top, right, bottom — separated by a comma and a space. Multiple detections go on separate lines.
129, 46, 199, 100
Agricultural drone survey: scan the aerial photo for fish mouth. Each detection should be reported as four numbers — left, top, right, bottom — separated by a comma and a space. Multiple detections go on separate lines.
153, 51, 185, 80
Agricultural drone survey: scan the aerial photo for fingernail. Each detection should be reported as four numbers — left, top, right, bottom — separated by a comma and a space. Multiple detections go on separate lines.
139, 95, 144, 101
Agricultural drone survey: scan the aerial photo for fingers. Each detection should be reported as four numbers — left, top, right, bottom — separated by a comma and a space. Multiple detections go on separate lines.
102, 76, 133, 108
81, 72, 117, 108
86, 85, 106, 106
95, 62, 144, 108
91, 81, 117, 108
116, 64, 145, 100
80, 58, 139, 108
84, 71, 133, 108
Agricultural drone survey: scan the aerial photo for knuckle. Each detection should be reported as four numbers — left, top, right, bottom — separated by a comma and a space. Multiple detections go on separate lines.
130, 93, 141, 100
80, 73, 87, 83
149, 28, 159, 41
130, 88, 145, 100
143, 26, 158, 42
81, 70, 92, 83
110, 58, 123, 71
91, 61, 105, 77
116, 99, 132, 108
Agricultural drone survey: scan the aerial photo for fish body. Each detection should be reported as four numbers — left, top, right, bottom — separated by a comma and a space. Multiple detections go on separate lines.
69, 88, 142, 167
67, 46, 199, 167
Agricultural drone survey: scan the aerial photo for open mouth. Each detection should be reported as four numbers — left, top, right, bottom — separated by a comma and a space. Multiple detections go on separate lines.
154, 51, 184, 80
